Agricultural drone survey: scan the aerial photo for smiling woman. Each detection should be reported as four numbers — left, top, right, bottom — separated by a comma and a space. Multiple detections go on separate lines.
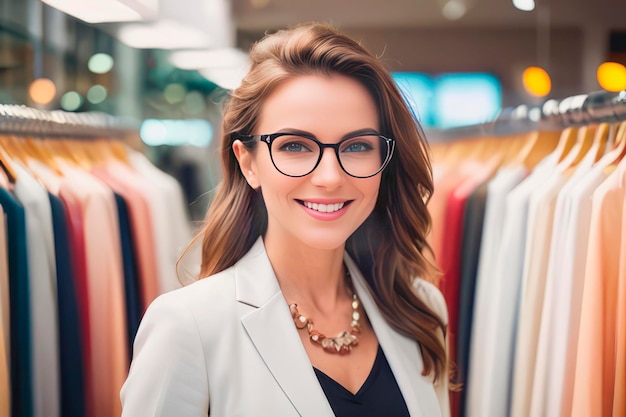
121, 22, 451, 417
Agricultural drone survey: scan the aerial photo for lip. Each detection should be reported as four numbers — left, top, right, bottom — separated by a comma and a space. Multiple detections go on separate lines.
296, 199, 353, 220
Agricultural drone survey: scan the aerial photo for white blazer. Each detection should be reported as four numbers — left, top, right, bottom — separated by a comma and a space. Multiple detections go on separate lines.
121, 238, 450, 417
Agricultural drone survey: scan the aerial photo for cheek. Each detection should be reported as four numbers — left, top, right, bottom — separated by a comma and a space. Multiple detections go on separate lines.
363, 177, 382, 203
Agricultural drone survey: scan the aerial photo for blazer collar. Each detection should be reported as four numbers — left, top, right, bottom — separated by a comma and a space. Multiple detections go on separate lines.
344, 254, 442, 417
236, 238, 334, 417
235, 237, 441, 417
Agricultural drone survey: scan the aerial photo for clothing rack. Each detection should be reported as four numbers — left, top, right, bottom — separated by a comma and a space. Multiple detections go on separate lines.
427, 89, 626, 141
0, 104, 139, 138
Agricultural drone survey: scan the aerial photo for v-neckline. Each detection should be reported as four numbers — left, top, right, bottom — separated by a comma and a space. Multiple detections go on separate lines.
313, 344, 383, 396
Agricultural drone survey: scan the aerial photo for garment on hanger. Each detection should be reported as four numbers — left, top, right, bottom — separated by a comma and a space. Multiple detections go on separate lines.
428, 96, 626, 417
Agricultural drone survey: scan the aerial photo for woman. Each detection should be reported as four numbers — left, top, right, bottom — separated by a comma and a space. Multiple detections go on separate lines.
121, 22, 450, 417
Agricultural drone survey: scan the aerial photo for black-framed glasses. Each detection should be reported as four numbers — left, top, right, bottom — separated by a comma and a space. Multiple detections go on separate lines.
235, 132, 395, 178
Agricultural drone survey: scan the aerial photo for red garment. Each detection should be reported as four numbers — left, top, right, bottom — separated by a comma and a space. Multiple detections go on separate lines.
437, 159, 498, 417
59, 189, 93, 417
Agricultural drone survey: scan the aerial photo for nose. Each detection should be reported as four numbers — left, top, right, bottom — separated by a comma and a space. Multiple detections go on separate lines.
309, 148, 345, 188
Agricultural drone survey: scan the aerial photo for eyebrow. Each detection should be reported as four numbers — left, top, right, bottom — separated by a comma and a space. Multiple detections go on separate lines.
275, 127, 381, 141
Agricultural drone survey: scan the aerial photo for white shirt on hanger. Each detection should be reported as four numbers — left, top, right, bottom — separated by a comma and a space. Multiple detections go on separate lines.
13, 162, 60, 417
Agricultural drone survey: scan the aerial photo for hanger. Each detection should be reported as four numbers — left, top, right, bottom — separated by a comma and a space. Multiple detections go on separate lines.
509, 129, 562, 170
601, 120, 626, 175
51, 138, 94, 171
110, 140, 131, 164
22, 136, 64, 176
0, 147, 17, 184
557, 124, 595, 171
587, 122, 610, 163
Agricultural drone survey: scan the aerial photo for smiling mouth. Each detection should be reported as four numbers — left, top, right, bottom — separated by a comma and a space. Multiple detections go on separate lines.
297, 200, 351, 213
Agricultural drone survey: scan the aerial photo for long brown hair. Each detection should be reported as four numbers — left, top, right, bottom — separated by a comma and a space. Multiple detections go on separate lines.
183, 22, 448, 383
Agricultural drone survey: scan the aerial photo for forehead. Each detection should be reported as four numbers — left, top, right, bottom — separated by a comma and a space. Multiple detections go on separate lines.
256, 74, 380, 137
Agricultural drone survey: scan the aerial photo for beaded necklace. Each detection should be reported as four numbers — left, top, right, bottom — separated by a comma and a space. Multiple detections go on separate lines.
288, 271, 361, 354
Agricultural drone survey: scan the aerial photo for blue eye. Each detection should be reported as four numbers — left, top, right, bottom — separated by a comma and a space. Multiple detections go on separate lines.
274, 136, 317, 153
341, 138, 376, 153
345, 143, 370, 152
278, 142, 313, 152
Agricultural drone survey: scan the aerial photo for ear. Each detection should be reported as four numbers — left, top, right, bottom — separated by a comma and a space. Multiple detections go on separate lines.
232, 140, 260, 189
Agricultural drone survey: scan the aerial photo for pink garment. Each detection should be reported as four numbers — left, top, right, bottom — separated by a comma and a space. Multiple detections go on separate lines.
428, 160, 484, 270
58, 165, 128, 417
91, 162, 160, 311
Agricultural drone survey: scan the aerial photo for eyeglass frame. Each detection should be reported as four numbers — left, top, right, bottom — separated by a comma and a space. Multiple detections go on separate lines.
233, 131, 396, 178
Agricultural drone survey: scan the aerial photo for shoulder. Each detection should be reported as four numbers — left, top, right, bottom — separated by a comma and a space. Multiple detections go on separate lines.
412, 278, 448, 325
149, 267, 236, 310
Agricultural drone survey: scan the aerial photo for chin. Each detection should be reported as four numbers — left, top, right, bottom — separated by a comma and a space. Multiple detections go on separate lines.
295, 231, 354, 252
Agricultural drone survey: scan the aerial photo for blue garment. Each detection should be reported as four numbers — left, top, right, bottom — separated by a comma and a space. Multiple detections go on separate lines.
113, 193, 141, 358
314, 345, 410, 417
48, 193, 85, 417
0, 187, 33, 417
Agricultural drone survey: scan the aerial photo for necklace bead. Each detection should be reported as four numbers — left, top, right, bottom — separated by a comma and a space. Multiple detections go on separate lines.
289, 291, 361, 354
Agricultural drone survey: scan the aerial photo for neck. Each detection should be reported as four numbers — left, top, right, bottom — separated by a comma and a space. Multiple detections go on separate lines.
263, 236, 349, 313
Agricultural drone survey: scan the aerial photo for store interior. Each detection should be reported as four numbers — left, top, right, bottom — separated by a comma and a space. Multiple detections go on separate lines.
1, 0, 625, 216
1, 2, 626, 417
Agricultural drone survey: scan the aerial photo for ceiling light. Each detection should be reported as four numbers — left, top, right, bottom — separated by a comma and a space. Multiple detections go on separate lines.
169, 48, 250, 70
41, 0, 158, 23
512, 0, 535, 12
200, 66, 250, 91
117, 20, 214, 49
441, 0, 467, 20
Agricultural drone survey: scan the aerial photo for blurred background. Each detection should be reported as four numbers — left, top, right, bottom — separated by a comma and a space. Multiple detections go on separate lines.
1, 0, 625, 218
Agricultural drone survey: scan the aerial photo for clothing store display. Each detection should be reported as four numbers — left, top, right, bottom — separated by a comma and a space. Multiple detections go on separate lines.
0, 113, 194, 417
429, 94, 626, 417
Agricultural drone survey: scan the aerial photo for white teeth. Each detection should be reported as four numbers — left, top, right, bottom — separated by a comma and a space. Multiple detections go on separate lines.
304, 201, 345, 213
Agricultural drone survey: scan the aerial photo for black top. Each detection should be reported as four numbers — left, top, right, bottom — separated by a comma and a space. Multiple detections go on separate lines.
314, 345, 410, 417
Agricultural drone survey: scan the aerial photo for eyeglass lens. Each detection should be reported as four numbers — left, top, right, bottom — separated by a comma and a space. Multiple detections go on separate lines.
270, 134, 389, 177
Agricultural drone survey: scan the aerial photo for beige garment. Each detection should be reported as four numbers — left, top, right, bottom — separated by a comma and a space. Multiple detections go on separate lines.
510, 172, 570, 417
612, 168, 626, 417
571, 159, 626, 417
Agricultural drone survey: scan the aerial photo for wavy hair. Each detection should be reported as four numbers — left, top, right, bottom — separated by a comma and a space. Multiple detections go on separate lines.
182, 22, 448, 383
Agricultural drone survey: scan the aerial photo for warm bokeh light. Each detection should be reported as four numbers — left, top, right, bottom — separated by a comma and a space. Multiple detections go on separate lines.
597, 62, 626, 92
522, 66, 551, 97
29, 78, 57, 104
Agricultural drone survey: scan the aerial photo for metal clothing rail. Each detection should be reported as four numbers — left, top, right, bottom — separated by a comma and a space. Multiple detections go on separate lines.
0, 104, 139, 138
427, 89, 626, 142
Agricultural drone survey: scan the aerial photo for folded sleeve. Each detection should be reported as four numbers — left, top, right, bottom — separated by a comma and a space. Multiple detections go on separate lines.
120, 292, 210, 416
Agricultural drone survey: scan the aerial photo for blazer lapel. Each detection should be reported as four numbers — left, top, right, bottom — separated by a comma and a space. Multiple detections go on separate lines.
236, 238, 334, 417
345, 254, 442, 417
